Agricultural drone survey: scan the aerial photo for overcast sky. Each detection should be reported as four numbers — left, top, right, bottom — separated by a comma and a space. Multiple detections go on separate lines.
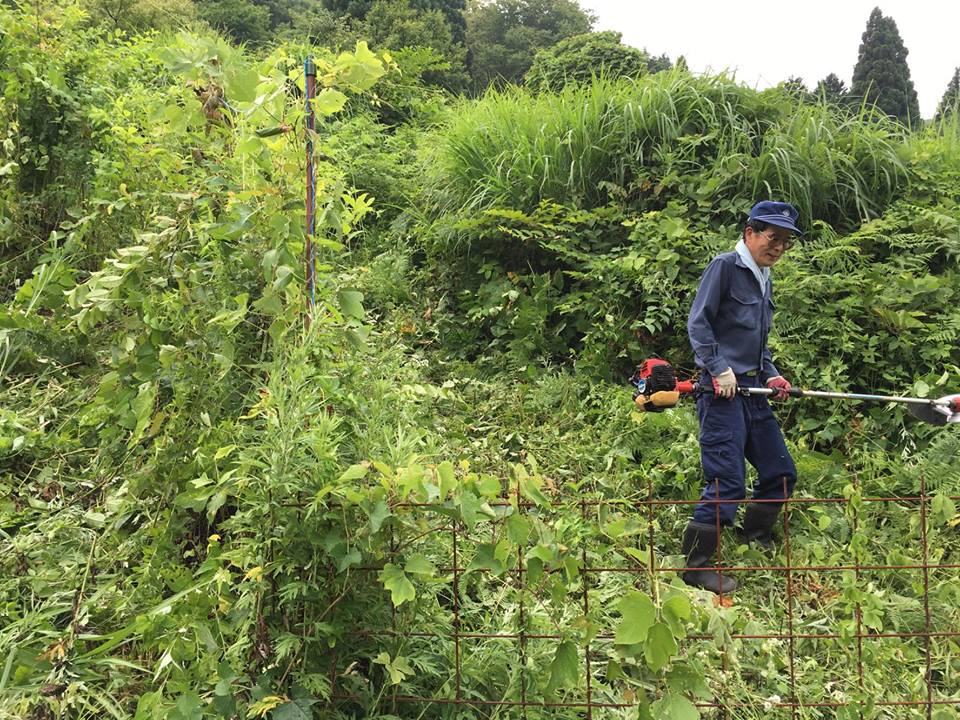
579, 1, 959, 118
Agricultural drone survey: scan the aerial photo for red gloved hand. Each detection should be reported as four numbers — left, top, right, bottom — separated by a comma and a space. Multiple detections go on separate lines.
766, 375, 792, 401
712, 368, 737, 400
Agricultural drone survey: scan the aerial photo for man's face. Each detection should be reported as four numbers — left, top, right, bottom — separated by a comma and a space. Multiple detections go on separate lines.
744, 225, 794, 267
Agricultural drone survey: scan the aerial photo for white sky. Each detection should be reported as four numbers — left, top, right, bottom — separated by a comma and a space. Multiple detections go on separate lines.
580, 1, 960, 118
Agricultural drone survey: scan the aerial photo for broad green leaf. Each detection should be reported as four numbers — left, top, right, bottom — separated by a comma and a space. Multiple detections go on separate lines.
526, 556, 544, 584
271, 693, 317, 720
313, 88, 348, 115
398, 464, 425, 497
932, 493, 957, 525
404, 554, 436, 576
338, 463, 369, 482
614, 591, 656, 645
545, 640, 578, 696
476, 473, 501, 497
224, 66, 259, 103
666, 662, 711, 699
644, 622, 677, 672
334, 41, 386, 91
364, 499, 391, 533
337, 289, 365, 320
129, 382, 157, 447
506, 512, 530, 544
336, 548, 361, 572
437, 460, 457, 498
467, 543, 506, 575
518, 472, 550, 506
459, 491, 495, 530
158, 344, 178, 368
378, 564, 415, 607
214, 445, 237, 462
651, 692, 699, 720
373, 652, 415, 685
662, 593, 692, 638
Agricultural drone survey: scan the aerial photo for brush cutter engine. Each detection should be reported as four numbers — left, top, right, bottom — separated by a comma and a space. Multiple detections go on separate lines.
631, 358, 685, 412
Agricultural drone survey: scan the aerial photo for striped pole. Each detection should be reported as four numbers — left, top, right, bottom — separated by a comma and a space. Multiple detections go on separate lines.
304, 56, 317, 326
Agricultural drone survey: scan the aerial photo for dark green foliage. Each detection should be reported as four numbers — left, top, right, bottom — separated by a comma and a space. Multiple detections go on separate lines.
936, 66, 960, 121
410, 0, 467, 42
816, 72, 848, 105
780, 75, 811, 102
364, 0, 469, 91
80, 0, 198, 32
850, 7, 921, 125
198, 0, 273, 45
465, 0, 595, 91
323, 0, 374, 18
524, 30, 669, 92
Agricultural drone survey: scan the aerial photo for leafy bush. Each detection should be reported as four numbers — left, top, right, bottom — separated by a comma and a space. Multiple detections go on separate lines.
524, 30, 665, 92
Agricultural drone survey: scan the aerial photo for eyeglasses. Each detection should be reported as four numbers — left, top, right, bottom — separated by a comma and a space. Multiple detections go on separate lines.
762, 232, 795, 251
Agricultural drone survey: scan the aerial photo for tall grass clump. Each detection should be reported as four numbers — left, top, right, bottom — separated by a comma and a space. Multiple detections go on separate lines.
739, 101, 908, 228
435, 69, 766, 213
433, 71, 911, 230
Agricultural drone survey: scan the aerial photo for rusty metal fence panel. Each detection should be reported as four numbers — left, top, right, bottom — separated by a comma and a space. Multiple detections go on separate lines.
326, 470, 960, 719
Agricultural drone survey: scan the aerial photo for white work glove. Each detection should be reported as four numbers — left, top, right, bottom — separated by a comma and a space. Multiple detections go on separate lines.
712, 367, 737, 400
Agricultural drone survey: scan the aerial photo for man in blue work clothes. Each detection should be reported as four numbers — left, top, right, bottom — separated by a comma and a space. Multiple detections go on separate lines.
682, 201, 799, 594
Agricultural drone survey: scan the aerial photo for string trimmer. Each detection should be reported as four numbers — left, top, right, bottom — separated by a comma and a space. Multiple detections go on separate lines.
630, 358, 960, 426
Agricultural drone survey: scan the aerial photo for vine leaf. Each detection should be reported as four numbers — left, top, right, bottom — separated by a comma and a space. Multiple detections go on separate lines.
546, 640, 579, 696
404, 553, 436, 576
644, 622, 678, 672
651, 692, 699, 719
614, 590, 656, 645
378, 564, 415, 606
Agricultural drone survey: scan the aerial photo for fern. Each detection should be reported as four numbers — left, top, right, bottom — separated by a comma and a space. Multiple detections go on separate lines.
913, 431, 960, 494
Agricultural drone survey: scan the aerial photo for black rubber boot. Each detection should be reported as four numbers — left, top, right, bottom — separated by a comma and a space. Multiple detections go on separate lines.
739, 502, 782, 550
681, 521, 738, 594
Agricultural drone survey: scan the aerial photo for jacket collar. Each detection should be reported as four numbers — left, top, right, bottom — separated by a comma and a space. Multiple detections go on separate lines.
735, 239, 770, 294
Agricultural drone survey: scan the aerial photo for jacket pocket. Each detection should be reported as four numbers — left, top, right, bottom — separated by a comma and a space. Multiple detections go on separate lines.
729, 288, 760, 328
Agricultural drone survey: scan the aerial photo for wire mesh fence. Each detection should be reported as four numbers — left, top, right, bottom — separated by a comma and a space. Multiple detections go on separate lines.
325, 467, 960, 719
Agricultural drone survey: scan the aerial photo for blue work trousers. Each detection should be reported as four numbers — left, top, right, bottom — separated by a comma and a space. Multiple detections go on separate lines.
693, 373, 797, 525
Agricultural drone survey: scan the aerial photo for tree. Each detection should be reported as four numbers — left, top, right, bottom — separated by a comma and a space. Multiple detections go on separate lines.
323, 0, 466, 40
364, 0, 468, 90
323, 0, 374, 18
850, 7, 920, 125
780, 76, 811, 103
524, 31, 668, 92
198, 0, 272, 46
410, 0, 467, 43
936, 67, 960, 121
465, 0, 595, 91
815, 73, 848, 105
81, 0, 197, 32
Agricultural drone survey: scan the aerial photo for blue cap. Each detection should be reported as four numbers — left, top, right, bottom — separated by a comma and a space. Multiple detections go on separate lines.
748, 201, 801, 235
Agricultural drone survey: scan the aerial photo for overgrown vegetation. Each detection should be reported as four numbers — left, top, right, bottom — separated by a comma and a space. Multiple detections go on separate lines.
2, 1, 960, 719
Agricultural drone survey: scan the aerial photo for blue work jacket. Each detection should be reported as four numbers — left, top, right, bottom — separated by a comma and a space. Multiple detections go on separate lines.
687, 251, 779, 380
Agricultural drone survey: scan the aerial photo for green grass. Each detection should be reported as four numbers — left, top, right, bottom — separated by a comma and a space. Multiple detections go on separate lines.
432, 72, 910, 231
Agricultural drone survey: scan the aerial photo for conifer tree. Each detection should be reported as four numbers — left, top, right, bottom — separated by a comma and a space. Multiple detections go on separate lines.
936, 67, 960, 121
816, 73, 848, 105
850, 7, 920, 125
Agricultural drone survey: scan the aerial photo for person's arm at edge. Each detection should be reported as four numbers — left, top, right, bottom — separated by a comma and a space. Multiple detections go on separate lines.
688, 257, 732, 377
